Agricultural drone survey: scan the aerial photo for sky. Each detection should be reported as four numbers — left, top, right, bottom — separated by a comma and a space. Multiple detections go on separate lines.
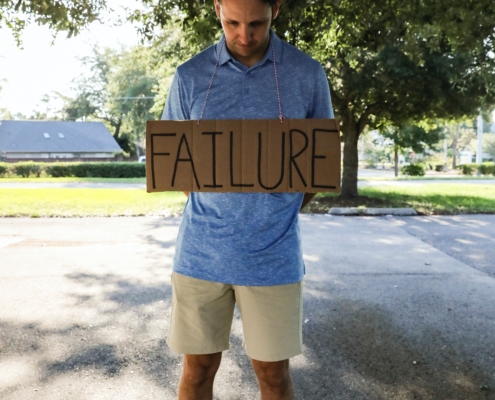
0, 1, 140, 117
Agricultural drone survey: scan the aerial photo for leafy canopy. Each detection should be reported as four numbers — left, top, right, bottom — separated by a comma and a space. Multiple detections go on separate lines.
0, 0, 105, 44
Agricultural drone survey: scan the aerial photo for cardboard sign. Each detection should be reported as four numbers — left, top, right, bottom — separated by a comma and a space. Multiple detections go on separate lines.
146, 118, 340, 193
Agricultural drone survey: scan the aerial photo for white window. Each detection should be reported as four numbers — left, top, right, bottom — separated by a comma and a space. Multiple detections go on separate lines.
58, 133, 65, 138
43, 133, 50, 138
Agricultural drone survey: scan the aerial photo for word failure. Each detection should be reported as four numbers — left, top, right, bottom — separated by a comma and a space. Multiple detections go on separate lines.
146, 118, 340, 193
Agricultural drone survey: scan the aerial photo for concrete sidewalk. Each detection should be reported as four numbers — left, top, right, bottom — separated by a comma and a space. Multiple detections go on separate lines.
0, 216, 494, 399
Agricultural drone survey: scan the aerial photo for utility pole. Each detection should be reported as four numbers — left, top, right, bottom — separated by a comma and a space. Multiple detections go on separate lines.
443, 137, 448, 171
477, 114, 483, 169
476, 114, 483, 176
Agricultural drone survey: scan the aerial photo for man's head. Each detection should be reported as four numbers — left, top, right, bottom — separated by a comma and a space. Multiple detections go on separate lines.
214, 0, 282, 68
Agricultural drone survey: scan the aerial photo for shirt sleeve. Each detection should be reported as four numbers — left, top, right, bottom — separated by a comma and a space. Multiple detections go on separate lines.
309, 65, 334, 119
161, 69, 190, 120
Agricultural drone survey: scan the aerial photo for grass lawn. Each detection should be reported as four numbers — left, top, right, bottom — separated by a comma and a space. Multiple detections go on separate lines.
306, 184, 495, 215
0, 189, 186, 217
1, 184, 494, 217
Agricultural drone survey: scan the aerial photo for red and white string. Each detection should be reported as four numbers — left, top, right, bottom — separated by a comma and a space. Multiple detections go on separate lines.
197, 34, 284, 125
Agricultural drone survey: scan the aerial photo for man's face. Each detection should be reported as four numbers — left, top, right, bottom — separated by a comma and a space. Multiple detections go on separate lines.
214, 0, 281, 67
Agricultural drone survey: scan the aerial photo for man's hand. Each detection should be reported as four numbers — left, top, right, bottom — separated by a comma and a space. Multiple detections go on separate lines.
184, 191, 190, 198
300, 193, 316, 211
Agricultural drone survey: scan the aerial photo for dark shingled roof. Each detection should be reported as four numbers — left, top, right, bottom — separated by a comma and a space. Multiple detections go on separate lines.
0, 120, 122, 153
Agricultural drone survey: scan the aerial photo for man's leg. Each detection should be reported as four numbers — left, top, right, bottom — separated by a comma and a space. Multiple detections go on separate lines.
178, 352, 222, 400
168, 273, 235, 398
251, 359, 294, 400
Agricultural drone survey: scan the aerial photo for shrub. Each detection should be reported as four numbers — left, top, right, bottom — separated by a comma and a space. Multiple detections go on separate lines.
13, 161, 42, 177
0, 161, 145, 178
479, 162, 495, 176
435, 164, 444, 172
44, 163, 73, 178
45, 162, 146, 178
401, 163, 425, 176
458, 163, 479, 175
0, 162, 8, 177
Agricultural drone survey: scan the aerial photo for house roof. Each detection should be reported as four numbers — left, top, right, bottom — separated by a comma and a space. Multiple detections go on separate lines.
0, 120, 122, 153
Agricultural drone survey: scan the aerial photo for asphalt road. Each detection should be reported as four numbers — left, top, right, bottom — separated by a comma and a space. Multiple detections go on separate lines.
0, 215, 494, 399
0, 182, 146, 189
1, 179, 494, 190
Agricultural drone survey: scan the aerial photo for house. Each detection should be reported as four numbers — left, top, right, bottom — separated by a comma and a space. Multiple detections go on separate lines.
0, 120, 122, 162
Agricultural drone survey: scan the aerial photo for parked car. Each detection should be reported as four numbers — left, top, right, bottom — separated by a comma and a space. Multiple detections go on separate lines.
138, 156, 146, 163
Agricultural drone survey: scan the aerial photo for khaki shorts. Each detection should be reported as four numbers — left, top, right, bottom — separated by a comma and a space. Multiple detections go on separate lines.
167, 272, 303, 362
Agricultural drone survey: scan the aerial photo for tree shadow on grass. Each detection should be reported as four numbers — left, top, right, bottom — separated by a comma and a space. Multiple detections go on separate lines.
305, 192, 495, 215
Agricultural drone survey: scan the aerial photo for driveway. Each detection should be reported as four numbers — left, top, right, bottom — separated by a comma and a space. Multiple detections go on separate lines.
0, 215, 494, 399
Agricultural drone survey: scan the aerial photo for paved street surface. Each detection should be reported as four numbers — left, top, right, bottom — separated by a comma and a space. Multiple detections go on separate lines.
0, 182, 146, 189
1, 177, 494, 190
1, 215, 494, 399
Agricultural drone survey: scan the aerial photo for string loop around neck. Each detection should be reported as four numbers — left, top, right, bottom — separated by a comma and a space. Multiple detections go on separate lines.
197, 33, 284, 125
197, 37, 226, 125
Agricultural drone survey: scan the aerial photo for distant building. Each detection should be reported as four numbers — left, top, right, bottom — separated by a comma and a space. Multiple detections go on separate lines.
459, 150, 474, 165
459, 149, 493, 164
0, 120, 122, 162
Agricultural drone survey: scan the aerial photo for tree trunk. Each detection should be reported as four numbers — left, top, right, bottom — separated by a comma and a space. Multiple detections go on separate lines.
394, 147, 399, 177
113, 118, 122, 140
340, 121, 360, 198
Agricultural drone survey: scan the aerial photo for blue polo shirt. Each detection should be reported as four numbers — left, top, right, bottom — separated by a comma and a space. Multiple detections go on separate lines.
162, 31, 333, 286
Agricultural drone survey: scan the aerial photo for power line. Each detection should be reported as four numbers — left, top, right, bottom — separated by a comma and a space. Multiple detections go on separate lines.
115, 96, 155, 100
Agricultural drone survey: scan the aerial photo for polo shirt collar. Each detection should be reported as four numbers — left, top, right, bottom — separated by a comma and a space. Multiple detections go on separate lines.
217, 30, 282, 66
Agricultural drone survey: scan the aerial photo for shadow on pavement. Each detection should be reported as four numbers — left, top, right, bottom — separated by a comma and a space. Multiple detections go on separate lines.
1, 216, 494, 399
293, 283, 495, 400
64, 272, 171, 309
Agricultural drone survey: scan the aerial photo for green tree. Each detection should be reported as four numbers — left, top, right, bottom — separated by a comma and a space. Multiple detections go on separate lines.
145, 23, 201, 116
0, 0, 104, 44
62, 46, 159, 156
442, 118, 482, 169
131, 0, 495, 197
381, 124, 444, 176
3, 0, 495, 194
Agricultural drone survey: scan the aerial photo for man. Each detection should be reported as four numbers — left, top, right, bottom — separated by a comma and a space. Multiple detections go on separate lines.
162, 0, 333, 398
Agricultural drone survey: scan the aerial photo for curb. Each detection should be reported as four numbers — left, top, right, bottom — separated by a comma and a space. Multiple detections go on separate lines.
328, 207, 417, 216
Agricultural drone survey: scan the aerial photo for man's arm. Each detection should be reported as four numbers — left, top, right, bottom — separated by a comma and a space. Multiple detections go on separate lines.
184, 191, 190, 198
300, 193, 316, 211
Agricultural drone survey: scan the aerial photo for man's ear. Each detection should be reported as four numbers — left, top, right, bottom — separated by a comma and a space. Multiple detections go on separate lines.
214, 0, 221, 19
272, 0, 282, 20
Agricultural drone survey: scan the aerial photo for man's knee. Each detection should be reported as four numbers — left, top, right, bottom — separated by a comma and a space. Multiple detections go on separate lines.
182, 353, 222, 385
251, 359, 290, 387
